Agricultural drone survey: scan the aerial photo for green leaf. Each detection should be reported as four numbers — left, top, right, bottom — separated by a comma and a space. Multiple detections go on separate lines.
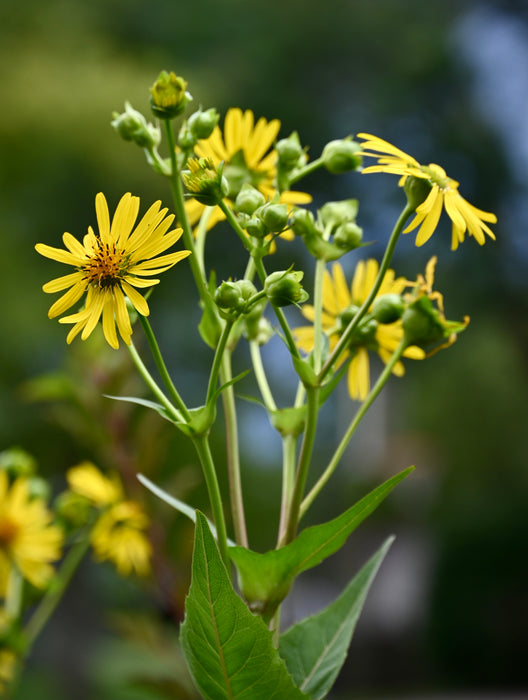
137, 474, 236, 547
180, 512, 308, 700
279, 537, 394, 699
104, 394, 181, 423
229, 466, 413, 620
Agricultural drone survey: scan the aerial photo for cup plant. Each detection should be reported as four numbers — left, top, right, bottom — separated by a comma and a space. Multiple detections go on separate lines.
2, 69, 497, 697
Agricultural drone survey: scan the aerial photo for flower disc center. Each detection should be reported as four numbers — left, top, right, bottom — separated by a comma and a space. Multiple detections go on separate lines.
83, 243, 127, 288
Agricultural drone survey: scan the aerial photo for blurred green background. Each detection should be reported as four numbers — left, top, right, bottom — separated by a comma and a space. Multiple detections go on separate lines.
1, 0, 527, 697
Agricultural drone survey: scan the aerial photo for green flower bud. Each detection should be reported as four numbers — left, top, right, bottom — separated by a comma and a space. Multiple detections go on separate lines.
214, 279, 258, 315
235, 184, 266, 215
333, 221, 363, 250
244, 216, 266, 239
289, 208, 319, 238
339, 304, 360, 330
264, 269, 309, 307
371, 293, 405, 324
150, 70, 192, 119
27, 476, 51, 502
243, 315, 274, 344
187, 107, 219, 139
322, 138, 362, 174
259, 203, 289, 233
55, 490, 92, 528
111, 102, 161, 149
0, 447, 37, 478
319, 199, 359, 231
401, 295, 442, 345
276, 131, 305, 170
182, 157, 228, 205
404, 175, 432, 212
353, 318, 378, 344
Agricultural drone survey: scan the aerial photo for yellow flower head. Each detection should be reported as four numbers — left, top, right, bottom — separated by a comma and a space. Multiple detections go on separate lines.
0, 471, 63, 593
36, 192, 191, 349
66, 462, 123, 507
357, 133, 497, 250
90, 501, 151, 577
186, 107, 311, 233
295, 259, 424, 400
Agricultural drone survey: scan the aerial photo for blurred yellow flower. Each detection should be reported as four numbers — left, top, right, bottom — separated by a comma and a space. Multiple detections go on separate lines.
66, 462, 123, 507
0, 649, 16, 694
295, 260, 424, 400
357, 133, 497, 250
36, 192, 191, 349
91, 501, 151, 577
186, 107, 311, 233
0, 472, 63, 593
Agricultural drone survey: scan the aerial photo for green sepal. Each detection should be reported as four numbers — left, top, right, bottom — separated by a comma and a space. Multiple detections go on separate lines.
279, 537, 394, 699
229, 467, 414, 622
270, 406, 307, 438
180, 512, 309, 700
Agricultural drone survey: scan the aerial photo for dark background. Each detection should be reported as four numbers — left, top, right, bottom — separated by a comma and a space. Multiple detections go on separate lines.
1, 0, 527, 698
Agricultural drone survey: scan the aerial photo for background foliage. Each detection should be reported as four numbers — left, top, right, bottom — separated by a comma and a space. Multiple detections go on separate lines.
1, 0, 527, 697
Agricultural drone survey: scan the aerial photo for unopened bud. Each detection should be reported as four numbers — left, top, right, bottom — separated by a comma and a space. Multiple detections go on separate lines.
260, 203, 288, 233
371, 294, 405, 324
111, 102, 161, 149
182, 157, 228, 205
264, 269, 309, 307
188, 107, 220, 139
150, 71, 192, 119
214, 279, 258, 315
235, 184, 266, 215
322, 138, 362, 174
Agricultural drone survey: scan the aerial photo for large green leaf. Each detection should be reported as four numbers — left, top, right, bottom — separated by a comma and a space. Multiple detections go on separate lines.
229, 466, 413, 620
180, 512, 308, 700
279, 537, 394, 699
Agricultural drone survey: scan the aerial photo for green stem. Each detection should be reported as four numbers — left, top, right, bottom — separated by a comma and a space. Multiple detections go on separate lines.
24, 534, 91, 649
220, 351, 248, 548
300, 337, 408, 519
206, 318, 234, 404
192, 434, 230, 566
164, 120, 210, 303
282, 385, 320, 544
218, 200, 252, 252
250, 340, 276, 411
277, 433, 298, 546
288, 157, 325, 185
138, 315, 191, 422
318, 202, 413, 384
127, 340, 184, 423
312, 256, 326, 374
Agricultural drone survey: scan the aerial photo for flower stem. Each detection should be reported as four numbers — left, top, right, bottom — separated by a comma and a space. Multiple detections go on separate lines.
138, 315, 191, 422
300, 336, 408, 518
277, 433, 298, 546
249, 340, 277, 411
288, 157, 324, 185
127, 340, 184, 423
282, 385, 320, 544
218, 200, 252, 252
206, 318, 234, 404
164, 120, 209, 303
318, 202, 413, 384
192, 434, 230, 566
220, 351, 248, 548
24, 534, 91, 649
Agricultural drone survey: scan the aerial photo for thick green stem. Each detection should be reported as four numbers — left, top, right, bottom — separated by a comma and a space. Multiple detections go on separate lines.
220, 351, 248, 548
288, 157, 324, 185
192, 435, 230, 567
277, 433, 298, 546
312, 257, 326, 374
300, 337, 408, 518
318, 203, 413, 384
206, 318, 234, 404
282, 385, 320, 544
24, 534, 91, 649
138, 316, 191, 422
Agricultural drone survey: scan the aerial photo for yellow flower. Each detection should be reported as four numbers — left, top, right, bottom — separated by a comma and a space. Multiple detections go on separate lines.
90, 501, 151, 577
357, 133, 497, 250
0, 649, 16, 694
66, 462, 123, 507
295, 260, 425, 400
0, 471, 63, 593
36, 192, 191, 349
186, 107, 311, 233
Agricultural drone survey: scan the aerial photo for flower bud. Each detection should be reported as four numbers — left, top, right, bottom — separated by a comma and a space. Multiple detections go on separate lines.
264, 269, 309, 307
319, 199, 358, 230
149, 70, 192, 119
333, 222, 363, 250
402, 296, 442, 346
187, 107, 220, 139
27, 476, 51, 502
259, 203, 289, 233
371, 293, 405, 324
276, 131, 305, 170
55, 490, 92, 528
182, 157, 228, 205
404, 175, 432, 212
354, 318, 378, 344
0, 447, 37, 478
322, 138, 362, 174
111, 102, 161, 149
214, 279, 258, 315
244, 216, 266, 239
289, 208, 318, 238
244, 315, 274, 344
235, 184, 266, 215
